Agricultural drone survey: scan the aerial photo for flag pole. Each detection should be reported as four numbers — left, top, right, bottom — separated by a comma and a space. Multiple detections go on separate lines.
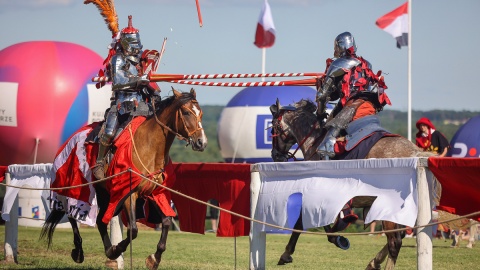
261, 48, 266, 82
407, 0, 412, 141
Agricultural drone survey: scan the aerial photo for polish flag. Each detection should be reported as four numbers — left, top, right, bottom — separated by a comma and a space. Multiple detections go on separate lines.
376, 2, 408, 48
254, 0, 276, 48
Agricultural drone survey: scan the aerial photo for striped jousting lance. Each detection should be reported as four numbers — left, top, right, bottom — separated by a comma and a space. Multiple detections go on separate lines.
92, 72, 324, 84
169, 78, 318, 87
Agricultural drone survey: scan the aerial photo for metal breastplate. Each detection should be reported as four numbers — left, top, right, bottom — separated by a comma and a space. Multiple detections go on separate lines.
111, 54, 141, 91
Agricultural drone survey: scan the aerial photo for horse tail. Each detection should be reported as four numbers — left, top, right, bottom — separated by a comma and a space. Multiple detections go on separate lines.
39, 209, 65, 249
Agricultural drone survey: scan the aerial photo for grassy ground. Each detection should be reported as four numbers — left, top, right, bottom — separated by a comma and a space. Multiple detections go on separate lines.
0, 226, 478, 269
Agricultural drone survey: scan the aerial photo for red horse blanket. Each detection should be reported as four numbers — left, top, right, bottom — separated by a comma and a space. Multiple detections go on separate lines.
104, 117, 176, 225
51, 123, 100, 226
51, 117, 176, 227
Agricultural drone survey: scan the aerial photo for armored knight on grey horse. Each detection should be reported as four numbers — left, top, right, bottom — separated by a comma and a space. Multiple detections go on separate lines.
314, 32, 392, 230
92, 15, 162, 180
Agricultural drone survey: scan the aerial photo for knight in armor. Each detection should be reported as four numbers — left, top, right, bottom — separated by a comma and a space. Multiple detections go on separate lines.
92, 15, 162, 180
315, 32, 391, 231
316, 32, 391, 159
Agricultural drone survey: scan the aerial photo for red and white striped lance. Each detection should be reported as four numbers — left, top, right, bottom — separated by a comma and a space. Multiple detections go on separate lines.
92, 76, 110, 82
91, 72, 324, 84
169, 78, 317, 87
149, 72, 323, 81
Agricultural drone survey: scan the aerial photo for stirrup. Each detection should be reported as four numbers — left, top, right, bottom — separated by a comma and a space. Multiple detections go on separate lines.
91, 161, 106, 180
317, 137, 336, 159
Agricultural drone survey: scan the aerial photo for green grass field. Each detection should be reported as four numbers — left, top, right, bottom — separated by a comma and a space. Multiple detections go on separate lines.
0, 226, 478, 269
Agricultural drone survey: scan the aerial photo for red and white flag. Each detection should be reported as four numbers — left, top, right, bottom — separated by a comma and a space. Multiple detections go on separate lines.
254, 0, 276, 48
376, 2, 408, 48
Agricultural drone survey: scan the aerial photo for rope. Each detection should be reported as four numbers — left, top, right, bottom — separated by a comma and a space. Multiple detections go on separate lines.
2, 168, 479, 237
0, 171, 124, 191
128, 125, 152, 176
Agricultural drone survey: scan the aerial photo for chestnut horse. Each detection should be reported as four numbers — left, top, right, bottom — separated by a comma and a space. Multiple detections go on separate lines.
270, 99, 438, 270
41, 88, 207, 270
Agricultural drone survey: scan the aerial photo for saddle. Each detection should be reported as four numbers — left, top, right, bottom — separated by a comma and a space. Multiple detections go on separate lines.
334, 115, 399, 160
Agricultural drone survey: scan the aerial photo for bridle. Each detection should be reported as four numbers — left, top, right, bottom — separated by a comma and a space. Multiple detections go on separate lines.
152, 99, 203, 146
130, 96, 204, 181
271, 110, 300, 161
271, 109, 320, 161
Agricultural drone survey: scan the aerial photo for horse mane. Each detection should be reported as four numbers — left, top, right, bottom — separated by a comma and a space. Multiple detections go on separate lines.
154, 90, 196, 113
290, 99, 319, 135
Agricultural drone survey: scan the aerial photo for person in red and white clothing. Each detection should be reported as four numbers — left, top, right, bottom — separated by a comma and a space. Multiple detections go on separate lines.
415, 117, 450, 157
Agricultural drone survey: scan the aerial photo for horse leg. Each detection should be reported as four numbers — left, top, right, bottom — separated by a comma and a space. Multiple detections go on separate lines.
278, 215, 302, 265
68, 217, 85, 263
365, 244, 389, 270
278, 214, 303, 265
93, 185, 116, 260
146, 215, 172, 270
106, 193, 139, 260
384, 221, 402, 270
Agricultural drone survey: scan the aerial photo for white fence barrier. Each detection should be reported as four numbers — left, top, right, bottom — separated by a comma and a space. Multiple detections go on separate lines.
2, 164, 124, 268
3, 158, 436, 269
249, 157, 435, 270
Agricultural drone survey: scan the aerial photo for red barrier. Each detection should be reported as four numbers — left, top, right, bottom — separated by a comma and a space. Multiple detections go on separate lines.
171, 163, 251, 237
429, 157, 480, 221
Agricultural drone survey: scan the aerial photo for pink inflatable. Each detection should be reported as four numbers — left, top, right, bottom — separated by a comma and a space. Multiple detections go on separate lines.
0, 41, 103, 165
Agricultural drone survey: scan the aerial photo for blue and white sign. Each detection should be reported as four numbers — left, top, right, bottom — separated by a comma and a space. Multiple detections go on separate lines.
218, 86, 330, 163
448, 114, 480, 158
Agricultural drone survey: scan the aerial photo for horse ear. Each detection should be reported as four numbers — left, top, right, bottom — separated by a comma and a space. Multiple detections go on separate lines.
276, 98, 281, 109
172, 87, 181, 97
269, 104, 278, 115
190, 88, 196, 99
270, 98, 280, 115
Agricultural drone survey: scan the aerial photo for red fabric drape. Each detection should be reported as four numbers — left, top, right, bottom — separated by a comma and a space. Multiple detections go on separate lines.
428, 157, 480, 221
103, 116, 177, 224
0, 166, 7, 182
171, 163, 251, 237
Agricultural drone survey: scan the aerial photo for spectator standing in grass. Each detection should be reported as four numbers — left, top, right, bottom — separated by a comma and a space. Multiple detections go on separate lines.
207, 199, 219, 233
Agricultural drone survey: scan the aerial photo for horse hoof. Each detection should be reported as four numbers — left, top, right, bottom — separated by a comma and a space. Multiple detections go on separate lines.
145, 254, 160, 270
105, 259, 118, 270
365, 261, 381, 270
106, 246, 122, 260
71, 248, 84, 263
277, 254, 293, 265
334, 236, 350, 250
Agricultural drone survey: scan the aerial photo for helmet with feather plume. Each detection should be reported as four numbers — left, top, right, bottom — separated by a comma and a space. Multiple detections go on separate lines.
84, 0, 119, 37
119, 15, 143, 56
85, 0, 144, 59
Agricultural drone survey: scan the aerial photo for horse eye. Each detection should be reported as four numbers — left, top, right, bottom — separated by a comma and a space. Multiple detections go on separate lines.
182, 111, 190, 116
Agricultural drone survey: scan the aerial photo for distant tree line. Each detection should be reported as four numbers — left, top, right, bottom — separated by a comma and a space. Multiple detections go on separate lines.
169, 106, 480, 163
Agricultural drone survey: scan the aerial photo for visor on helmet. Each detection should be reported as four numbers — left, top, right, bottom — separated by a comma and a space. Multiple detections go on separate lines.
334, 32, 357, 57
120, 33, 143, 55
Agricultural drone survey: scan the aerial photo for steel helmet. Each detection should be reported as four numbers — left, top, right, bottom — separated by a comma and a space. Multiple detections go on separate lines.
334, 32, 357, 57
119, 15, 143, 56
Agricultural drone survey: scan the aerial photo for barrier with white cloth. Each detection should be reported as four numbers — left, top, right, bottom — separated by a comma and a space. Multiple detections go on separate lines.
249, 157, 435, 270
2, 158, 436, 269
1, 164, 123, 267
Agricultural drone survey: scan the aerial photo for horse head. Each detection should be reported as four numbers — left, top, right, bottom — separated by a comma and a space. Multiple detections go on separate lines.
154, 87, 207, 152
172, 87, 208, 151
270, 98, 324, 162
269, 98, 299, 162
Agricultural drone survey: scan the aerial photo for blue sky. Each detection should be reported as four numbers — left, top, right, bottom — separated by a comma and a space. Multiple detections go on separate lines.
1, 0, 479, 111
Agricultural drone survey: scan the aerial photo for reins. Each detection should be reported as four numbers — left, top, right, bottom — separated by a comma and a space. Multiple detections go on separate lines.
152, 100, 203, 145
128, 98, 203, 179
272, 111, 319, 161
